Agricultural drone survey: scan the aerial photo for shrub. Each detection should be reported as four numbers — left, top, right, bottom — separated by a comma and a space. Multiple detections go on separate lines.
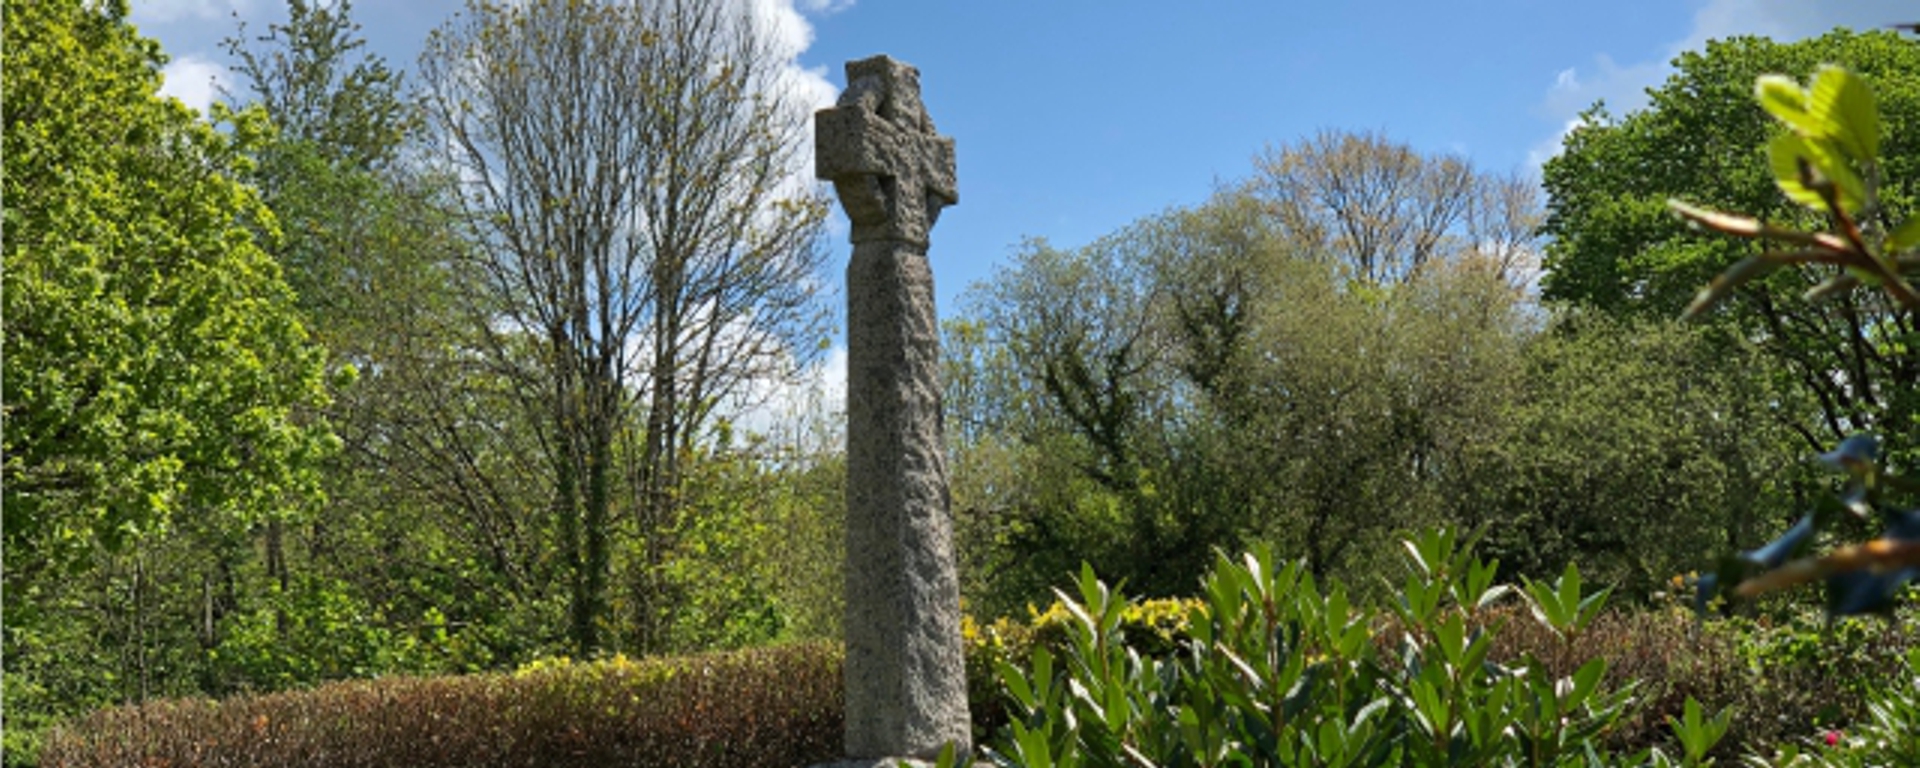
36, 642, 842, 768
959, 529, 1722, 767
963, 594, 1202, 745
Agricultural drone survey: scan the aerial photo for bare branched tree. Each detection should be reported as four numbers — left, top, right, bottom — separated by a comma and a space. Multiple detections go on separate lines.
1254, 130, 1539, 288
420, 0, 829, 655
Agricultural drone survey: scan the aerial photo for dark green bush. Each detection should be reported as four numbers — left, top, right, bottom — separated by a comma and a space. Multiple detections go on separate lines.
953, 532, 1920, 766
965, 530, 1690, 767
963, 560, 1920, 763
36, 642, 842, 768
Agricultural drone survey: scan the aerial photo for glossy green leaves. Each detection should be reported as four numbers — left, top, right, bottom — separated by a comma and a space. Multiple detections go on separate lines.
973, 533, 1674, 766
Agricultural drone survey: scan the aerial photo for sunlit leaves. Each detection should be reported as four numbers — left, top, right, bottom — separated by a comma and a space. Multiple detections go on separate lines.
1754, 66, 1880, 215
1767, 131, 1866, 214
4, 1, 336, 758
1755, 74, 1812, 130
4, 0, 333, 570
1809, 65, 1881, 162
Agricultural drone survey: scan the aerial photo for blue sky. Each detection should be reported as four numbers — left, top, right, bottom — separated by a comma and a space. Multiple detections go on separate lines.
132, 0, 1911, 423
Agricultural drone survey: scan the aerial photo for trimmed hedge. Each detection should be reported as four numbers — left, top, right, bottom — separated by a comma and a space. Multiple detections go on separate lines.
38, 642, 842, 768
38, 597, 1917, 766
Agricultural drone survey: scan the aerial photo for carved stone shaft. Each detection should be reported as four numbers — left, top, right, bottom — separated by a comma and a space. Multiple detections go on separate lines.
814, 54, 968, 764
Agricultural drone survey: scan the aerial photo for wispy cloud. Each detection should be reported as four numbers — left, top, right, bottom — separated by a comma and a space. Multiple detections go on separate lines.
1530, 0, 1912, 166
793, 0, 856, 15
159, 54, 230, 115
743, 0, 841, 111
133, 0, 253, 24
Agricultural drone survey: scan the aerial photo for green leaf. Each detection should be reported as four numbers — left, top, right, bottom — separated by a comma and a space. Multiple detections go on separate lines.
1807, 65, 1880, 161
1768, 131, 1865, 213
999, 657, 1038, 709
1756, 74, 1817, 133
1557, 561, 1584, 611
1888, 215, 1920, 254
1567, 658, 1607, 708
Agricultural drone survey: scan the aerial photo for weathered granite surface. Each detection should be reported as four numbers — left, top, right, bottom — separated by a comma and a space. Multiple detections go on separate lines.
813, 54, 969, 764
816, 56, 957, 247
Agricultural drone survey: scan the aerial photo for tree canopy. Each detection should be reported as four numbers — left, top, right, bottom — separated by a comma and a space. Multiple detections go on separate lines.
3, 0, 333, 587
3, 0, 336, 758
1541, 29, 1920, 460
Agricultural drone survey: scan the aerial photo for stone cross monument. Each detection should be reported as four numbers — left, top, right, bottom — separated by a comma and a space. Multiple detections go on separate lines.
814, 55, 968, 766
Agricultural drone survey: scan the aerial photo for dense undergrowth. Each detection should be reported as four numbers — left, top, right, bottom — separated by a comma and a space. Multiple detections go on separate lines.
40, 530, 1920, 767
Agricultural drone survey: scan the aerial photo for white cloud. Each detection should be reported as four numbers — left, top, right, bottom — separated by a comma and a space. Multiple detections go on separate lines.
724, 343, 848, 447
742, 0, 840, 112
133, 0, 252, 24
734, 0, 845, 248
158, 55, 230, 116
1526, 116, 1590, 169
1674, 0, 1909, 55
1530, 0, 1912, 165
794, 0, 856, 13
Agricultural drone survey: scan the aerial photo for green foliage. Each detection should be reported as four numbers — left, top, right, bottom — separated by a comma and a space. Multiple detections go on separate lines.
1660, 697, 1732, 768
1758, 646, 1920, 767
1669, 60, 1920, 618
952, 542, 1920, 762
956, 140, 1804, 619
3, 0, 335, 761
224, 0, 412, 171
2, 0, 332, 586
1821, 647, 1920, 766
967, 532, 1680, 767
1447, 314, 1808, 598
955, 187, 1552, 615
1675, 64, 1919, 315
38, 643, 843, 768
1647, 46, 1920, 761
1542, 29, 1920, 463
626, 439, 833, 654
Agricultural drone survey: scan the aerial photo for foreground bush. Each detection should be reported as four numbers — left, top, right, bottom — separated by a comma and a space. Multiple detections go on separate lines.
960, 530, 1725, 767
965, 558, 1920, 761
37, 642, 841, 768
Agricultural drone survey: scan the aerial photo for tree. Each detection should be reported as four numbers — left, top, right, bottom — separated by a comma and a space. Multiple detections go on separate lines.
225, 0, 410, 171
1253, 129, 1544, 288
221, 0, 524, 673
1663, 61, 1920, 620
1444, 315, 1809, 594
956, 183, 1537, 607
419, 0, 830, 655
3, 0, 333, 758
1541, 30, 1920, 463
956, 168, 1796, 609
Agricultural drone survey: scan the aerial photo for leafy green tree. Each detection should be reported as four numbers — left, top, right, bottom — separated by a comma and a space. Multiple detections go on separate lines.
964, 226, 1213, 605
956, 184, 1536, 608
224, 0, 410, 172
3, 0, 333, 759
1195, 230, 1531, 582
1446, 315, 1810, 595
1542, 29, 1920, 462
1664, 61, 1920, 622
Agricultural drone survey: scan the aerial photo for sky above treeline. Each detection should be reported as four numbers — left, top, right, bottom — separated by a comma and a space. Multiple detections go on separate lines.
131, 0, 1912, 423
